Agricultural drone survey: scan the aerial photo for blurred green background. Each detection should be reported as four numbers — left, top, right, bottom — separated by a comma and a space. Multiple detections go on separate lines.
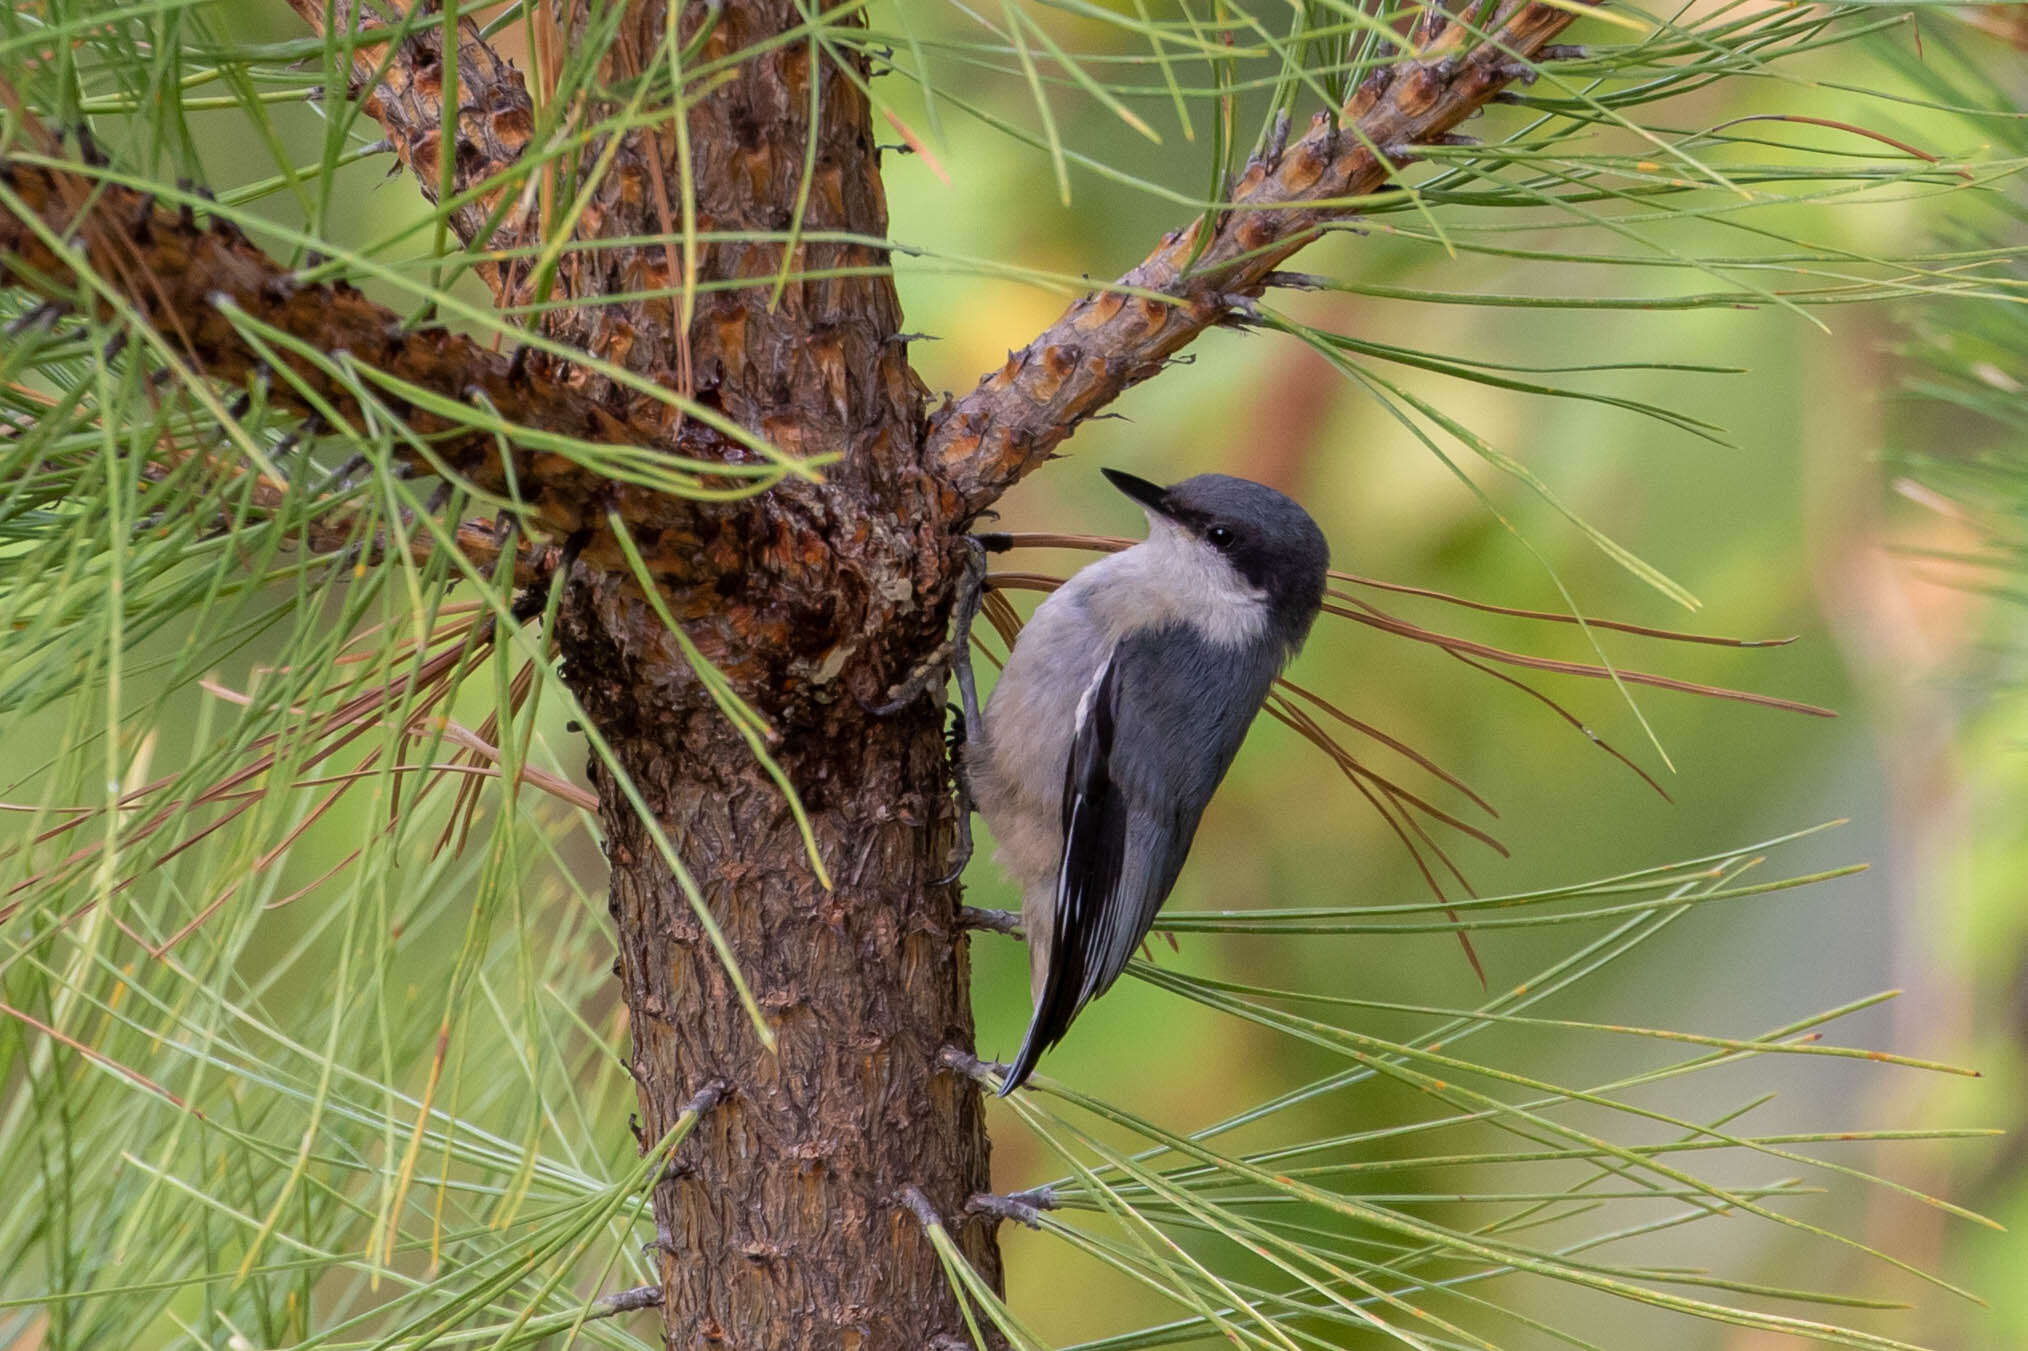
6, 2, 2026, 1347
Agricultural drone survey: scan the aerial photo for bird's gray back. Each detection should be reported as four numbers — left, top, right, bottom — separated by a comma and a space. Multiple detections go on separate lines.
972, 523, 1268, 884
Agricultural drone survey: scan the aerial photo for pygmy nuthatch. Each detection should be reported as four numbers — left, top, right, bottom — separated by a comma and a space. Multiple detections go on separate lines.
972, 469, 1330, 1094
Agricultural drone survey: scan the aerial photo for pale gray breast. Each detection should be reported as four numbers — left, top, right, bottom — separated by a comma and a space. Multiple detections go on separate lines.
971, 570, 1114, 892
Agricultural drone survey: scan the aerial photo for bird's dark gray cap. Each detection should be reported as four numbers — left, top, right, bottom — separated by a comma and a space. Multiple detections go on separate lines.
1107, 469, 1331, 642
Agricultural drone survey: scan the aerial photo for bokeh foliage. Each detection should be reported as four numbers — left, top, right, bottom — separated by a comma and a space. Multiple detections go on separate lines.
1875, 14, 2028, 1347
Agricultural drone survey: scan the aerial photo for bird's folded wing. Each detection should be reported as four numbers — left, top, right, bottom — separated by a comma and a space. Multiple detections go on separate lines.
1008, 624, 1282, 1086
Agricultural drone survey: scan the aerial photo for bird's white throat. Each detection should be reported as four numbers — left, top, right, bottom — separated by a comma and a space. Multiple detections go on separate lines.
1064, 515, 1269, 649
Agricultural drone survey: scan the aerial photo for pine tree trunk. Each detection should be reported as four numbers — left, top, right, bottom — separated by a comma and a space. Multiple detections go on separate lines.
545, 0, 1004, 1344
561, 601, 1000, 1346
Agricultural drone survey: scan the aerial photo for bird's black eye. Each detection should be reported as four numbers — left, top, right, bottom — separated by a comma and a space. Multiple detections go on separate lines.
1206, 525, 1235, 550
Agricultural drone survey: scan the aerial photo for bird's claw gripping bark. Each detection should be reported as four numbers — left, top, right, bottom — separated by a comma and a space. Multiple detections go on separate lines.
865, 534, 1009, 885
865, 635, 958, 716
928, 708, 976, 880
931, 744, 976, 888
939, 535, 1006, 883
865, 535, 1003, 713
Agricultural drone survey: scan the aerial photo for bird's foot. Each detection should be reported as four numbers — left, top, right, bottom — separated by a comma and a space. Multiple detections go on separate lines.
933, 704, 978, 885
864, 533, 1001, 715
864, 635, 958, 716
867, 534, 1009, 881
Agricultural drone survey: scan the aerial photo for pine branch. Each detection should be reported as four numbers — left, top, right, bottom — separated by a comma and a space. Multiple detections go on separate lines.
134, 435, 558, 584
926, 1, 1590, 516
0, 155, 721, 556
290, 0, 538, 298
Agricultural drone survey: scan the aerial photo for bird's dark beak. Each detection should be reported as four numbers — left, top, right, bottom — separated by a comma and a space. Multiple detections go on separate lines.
1101, 468, 1171, 517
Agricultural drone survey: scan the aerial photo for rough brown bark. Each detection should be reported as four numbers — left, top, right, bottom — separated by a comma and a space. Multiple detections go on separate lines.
0, 158, 714, 550
542, 0, 999, 1346
562, 592, 997, 1347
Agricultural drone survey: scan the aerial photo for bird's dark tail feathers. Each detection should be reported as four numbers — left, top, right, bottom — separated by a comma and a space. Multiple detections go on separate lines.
998, 1013, 1051, 1097
1000, 904, 1088, 1096
999, 964, 1087, 1096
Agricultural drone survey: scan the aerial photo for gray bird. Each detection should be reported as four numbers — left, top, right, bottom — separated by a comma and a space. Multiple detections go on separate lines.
970, 469, 1330, 1094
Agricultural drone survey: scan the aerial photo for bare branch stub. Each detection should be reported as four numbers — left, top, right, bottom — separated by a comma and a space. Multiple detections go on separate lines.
0, 158, 719, 562
924, 2, 1591, 517
289, 0, 538, 300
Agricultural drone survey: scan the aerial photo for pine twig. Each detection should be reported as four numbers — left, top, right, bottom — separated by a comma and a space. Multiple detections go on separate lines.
0, 154, 722, 565
597, 1284, 664, 1315
925, 1, 1593, 516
